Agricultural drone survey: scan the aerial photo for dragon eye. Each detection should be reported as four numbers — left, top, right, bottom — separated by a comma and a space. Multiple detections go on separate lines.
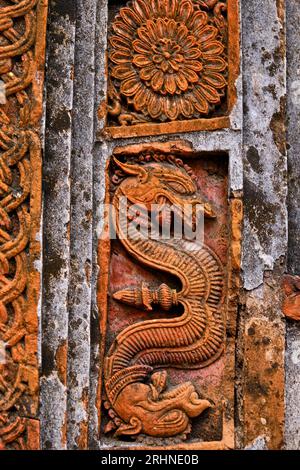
165, 181, 190, 194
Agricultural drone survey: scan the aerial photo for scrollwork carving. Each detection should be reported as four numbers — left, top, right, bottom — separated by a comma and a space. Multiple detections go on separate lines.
0, 0, 47, 449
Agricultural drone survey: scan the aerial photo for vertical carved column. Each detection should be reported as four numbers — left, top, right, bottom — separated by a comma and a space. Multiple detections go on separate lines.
41, 0, 76, 450
241, 0, 287, 450
0, 0, 48, 450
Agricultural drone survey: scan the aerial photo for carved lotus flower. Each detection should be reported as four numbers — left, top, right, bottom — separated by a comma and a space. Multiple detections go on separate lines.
109, 0, 227, 121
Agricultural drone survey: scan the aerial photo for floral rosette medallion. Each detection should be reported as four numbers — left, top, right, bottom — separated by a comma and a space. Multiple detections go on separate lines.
108, 0, 227, 123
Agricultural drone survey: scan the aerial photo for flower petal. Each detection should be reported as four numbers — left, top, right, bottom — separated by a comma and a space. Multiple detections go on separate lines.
110, 35, 131, 51
168, 19, 177, 38
176, 24, 189, 42
112, 65, 135, 80
196, 25, 218, 43
169, 59, 180, 71
161, 60, 169, 73
133, 86, 150, 111
165, 74, 177, 95
150, 0, 161, 16
193, 89, 209, 114
179, 1, 194, 24
198, 83, 220, 103
184, 48, 201, 60
179, 96, 194, 118
202, 72, 226, 89
148, 94, 162, 118
182, 67, 199, 83
140, 65, 156, 80
137, 26, 154, 47
133, 0, 151, 21
120, 7, 141, 28
110, 50, 131, 64
164, 97, 179, 120
165, 0, 178, 19
156, 18, 168, 39
145, 20, 157, 42
151, 70, 164, 91
112, 21, 133, 40
153, 54, 163, 64
133, 54, 153, 67
152, 0, 176, 18
174, 54, 184, 63
202, 41, 224, 56
182, 35, 197, 49
160, 0, 168, 17
175, 72, 189, 92
204, 57, 227, 72
121, 78, 142, 96
189, 11, 208, 30
185, 60, 203, 72
133, 39, 151, 54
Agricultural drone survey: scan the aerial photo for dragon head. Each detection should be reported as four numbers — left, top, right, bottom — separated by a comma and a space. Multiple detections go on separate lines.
113, 157, 216, 219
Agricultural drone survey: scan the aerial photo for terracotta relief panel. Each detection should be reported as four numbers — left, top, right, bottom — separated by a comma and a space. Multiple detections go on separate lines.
104, 0, 239, 138
0, 0, 48, 449
98, 142, 242, 449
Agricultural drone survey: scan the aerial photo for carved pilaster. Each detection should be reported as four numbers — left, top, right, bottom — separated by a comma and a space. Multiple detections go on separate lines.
0, 0, 48, 450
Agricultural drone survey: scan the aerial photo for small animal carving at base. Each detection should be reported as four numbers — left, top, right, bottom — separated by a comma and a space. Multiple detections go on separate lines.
104, 369, 211, 439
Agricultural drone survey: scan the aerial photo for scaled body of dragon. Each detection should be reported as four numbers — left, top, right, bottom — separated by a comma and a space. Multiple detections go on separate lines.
104, 156, 225, 439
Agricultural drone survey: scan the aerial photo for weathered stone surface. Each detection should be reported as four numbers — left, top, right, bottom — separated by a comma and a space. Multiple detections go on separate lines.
67, 0, 98, 450
285, 0, 300, 450
285, 323, 300, 449
240, 0, 287, 450
242, 283, 285, 449
242, 0, 287, 292
41, 0, 76, 450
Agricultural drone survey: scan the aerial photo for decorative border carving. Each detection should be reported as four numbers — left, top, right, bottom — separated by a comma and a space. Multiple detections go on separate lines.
0, 0, 48, 450
97, 141, 242, 449
102, 0, 239, 139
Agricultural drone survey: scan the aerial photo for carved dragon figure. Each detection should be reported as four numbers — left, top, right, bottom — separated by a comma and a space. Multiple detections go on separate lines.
104, 155, 225, 440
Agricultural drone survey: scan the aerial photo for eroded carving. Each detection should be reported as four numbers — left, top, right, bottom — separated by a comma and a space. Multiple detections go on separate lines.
282, 275, 300, 321
107, 0, 228, 127
0, 413, 39, 450
104, 154, 225, 440
0, 0, 47, 449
